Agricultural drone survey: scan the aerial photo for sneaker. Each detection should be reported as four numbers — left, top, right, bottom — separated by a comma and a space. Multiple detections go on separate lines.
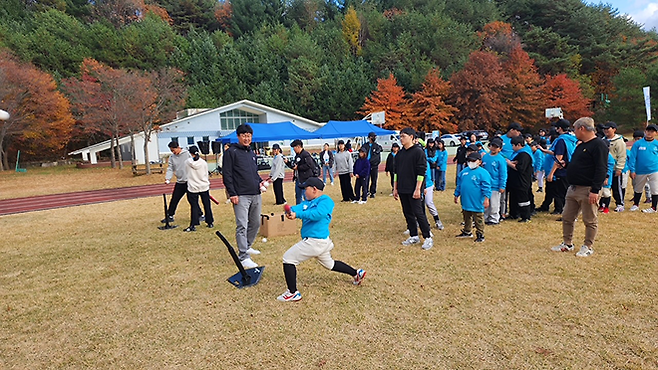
435, 220, 444, 230
474, 233, 485, 242
183, 226, 196, 232
642, 207, 657, 213
630, 205, 640, 211
518, 218, 531, 223
536, 187, 543, 193
614, 205, 624, 212
207, 223, 214, 228
351, 200, 359, 204
602, 207, 609, 214
644, 198, 652, 204
597, 206, 604, 212
331, 182, 335, 186
277, 290, 302, 302
551, 242, 574, 252
246, 247, 261, 255
353, 269, 366, 285
241, 258, 258, 269
485, 221, 499, 226
456, 230, 473, 238
358, 200, 367, 204
421, 237, 433, 250
199, 215, 205, 222
369, 194, 375, 199
161, 215, 174, 223
402, 236, 420, 246
403, 229, 410, 235
576, 245, 594, 257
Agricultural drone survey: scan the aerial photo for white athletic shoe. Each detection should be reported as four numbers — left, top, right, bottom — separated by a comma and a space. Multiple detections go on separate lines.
358, 200, 367, 204
642, 207, 657, 213
403, 229, 410, 235
241, 258, 258, 268
575, 245, 594, 257
246, 248, 261, 255
551, 242, 574, 252
421, 237, 433, 250
630, 205, 640, 211
401, 236, 420, 246
614, 205, 624, 212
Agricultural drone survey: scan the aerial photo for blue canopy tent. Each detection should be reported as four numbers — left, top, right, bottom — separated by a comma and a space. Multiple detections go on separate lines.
311, 120, 396, 139
219, 122, 318, 143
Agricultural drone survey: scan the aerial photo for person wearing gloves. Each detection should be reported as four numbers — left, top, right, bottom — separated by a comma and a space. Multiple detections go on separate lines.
184, 145, 214, 232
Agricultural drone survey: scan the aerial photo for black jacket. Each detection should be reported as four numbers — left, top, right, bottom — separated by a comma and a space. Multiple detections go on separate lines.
394, 144, 427, 194
319, 150, 335, 168
291, 149, 315, 183
385, 152, 396, 174
361, 141, 383, 167
223, 143, 264, 197
507, 151, 533, 190
454, 144, 468, 165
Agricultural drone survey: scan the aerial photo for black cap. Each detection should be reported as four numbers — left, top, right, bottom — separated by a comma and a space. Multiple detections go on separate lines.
466, 151, 481, 161
633, 130, 644, 138
508, 122, 523, 131
290, 139, 303, 147
391, 143, 400, 148
647, 124, 658, 132
189, 145, 199, 155
368, 131, 376, 138
272, 143, 280, 150
299, 177, 325, 190
604, 121, 617, 129
552, 119, 571, 130
489, 138, 503, 147
467, 144, 479, 152
359, 146, 368, 153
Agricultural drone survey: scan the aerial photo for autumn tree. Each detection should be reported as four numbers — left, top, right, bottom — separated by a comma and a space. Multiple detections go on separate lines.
543, 74, 593, 122
342, 6, 362, 56
479, 21, 521, 56
501, 47, 545, 127
449, 51, 510, 133
0, 51, 74, 170
359, 73, 409, 130
408, 68, 457, 134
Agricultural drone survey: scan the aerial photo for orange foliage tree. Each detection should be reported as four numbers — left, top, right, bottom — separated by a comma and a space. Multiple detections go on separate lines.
543, 74, 593, 122
501, 47, 545, 127
0, 51, 74, 170
407, 68, 457, 134
479, 21, 521, 55
359, 73, 409, 130
448, 51, 510, 133
214, 1, 233, 35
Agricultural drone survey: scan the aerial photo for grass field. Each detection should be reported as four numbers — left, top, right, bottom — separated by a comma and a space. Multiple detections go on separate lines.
1, 165, 657, 369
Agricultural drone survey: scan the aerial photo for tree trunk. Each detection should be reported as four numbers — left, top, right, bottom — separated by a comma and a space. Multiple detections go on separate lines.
109, 133, 116, 168
129, 133, 136, 167
115, 135, 123, 169
143, 131, 151, 175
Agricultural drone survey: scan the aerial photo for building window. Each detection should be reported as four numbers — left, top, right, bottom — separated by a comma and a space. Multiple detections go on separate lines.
220, 109, 260, 130
202, 136, 210, 142
187, 136, 194, 145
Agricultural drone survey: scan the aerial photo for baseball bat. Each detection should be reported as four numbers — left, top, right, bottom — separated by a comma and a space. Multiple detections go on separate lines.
209, 194, 220, 205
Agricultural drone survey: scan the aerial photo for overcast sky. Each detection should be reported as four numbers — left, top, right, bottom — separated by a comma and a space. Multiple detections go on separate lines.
589, 0, 658, 31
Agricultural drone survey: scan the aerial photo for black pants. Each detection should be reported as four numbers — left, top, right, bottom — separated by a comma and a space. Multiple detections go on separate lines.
355, 176, 369, 201
368, 164, 379, 196
611, 173, 624, 206
539, 180, 555, 211
168, 182, 188, 217
552, 176, 569, 213
339, 173, 355, 201
508, 187, 532, 220
187, 190, 214, 227
399, 193, 431, 238
273, 178, 286, 205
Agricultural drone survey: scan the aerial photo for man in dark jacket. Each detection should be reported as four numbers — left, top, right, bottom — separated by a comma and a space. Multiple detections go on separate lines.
453, 135, 468, 183
506, 136, 534, 222
287, 139, 316, 204
361, 132, 383, 198
385, 143, 400, 195
394, 128, 433, 250
223, 124, 268, 269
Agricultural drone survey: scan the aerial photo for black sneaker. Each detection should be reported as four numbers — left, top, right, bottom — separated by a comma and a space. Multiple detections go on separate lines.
369, 194, 375, 199
474, 233, 485, 242
207, 223, 214, 228
456, 230, 473, 238
484, 221, 499, 226
183, 226, 196, 232
518, 218, 531, 223
536, 188, 543, 193
161, 215, 174, 223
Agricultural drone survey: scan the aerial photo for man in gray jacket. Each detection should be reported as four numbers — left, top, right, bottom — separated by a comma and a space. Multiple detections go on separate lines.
603, 122, 627, 212
163, 141, 197, 223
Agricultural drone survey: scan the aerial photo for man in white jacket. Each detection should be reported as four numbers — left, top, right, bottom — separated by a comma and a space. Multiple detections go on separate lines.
184, 145, 214, 232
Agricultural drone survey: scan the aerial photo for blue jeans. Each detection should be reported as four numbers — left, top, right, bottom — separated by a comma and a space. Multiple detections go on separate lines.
435, 169, 446, 191
295, 179, 307, 205
322, 165, 334, 184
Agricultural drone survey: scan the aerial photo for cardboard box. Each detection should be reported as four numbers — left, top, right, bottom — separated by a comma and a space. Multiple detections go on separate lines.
259, 213, 297, 237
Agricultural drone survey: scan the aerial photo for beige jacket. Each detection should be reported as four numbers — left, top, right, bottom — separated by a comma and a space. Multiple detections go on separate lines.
608, 134, 626, 172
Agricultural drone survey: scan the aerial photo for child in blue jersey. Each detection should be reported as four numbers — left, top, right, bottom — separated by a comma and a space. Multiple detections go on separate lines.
598, 150, 616, 214
628, 124, 658, 212
278, 177, 366, 302
454, 151, 492, 242
435, 140, 448, 191
481, 138, 507, 225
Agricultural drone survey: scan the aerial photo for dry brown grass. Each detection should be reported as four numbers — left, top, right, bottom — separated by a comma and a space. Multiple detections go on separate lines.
1, 166, 657, 369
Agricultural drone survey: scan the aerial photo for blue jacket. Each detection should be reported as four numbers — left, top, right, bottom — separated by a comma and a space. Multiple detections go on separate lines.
353, 157, 371, 178
603, 153, 615, 189
628, 138, 658, 175
500, 135, 514, 159
454, 166, 492, 213
425, 163, 434, 188
436, 150, 448, 171
533, 149, 544, 172
290, 194, 334, 239
482, 153, 507, 191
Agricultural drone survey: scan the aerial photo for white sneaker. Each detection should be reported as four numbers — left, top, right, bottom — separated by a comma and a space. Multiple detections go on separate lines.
630, 205, 640, 211
351, 200, 358, 204
331, 182, 335, 186
435, 220, 444, 230
422, 237, 433, 250
401, 236, 420, 246
614, 205, 624, 212
576, 245, 594, 257
241, 258, 258, 268
358, 200, 367, 204
551, 242, 574, 252
403, 229, 410, 235
642, 207, 657, 213
246, 247, 261, 255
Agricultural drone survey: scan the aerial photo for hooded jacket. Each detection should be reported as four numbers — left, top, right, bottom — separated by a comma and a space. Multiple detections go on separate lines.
607, 134, 627, 172
165, 149, 191, 183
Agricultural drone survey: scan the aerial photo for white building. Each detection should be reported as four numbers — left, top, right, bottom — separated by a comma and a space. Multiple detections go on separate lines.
69, 100, 323, 165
